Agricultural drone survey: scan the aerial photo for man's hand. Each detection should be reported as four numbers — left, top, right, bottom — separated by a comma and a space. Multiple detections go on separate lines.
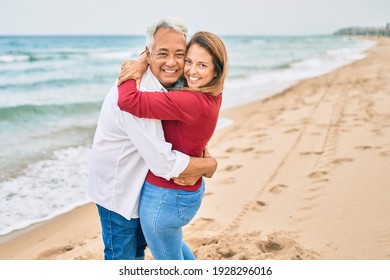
201, 145, 216, 178
117, 52, 148, 86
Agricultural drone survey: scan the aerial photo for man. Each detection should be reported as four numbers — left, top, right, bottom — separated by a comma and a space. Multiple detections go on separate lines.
87, 18, 217, 260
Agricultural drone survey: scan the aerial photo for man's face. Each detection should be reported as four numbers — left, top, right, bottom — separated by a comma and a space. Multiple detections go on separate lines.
146, 28, 187, 88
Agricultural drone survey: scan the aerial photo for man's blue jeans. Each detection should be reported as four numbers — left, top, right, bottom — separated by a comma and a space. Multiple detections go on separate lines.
139, 180, 205, 260
96, 204, 147, 260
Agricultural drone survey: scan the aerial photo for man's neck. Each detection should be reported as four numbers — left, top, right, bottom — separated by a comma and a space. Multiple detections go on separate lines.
142, 67, 184, 91
140, 67, 166, 92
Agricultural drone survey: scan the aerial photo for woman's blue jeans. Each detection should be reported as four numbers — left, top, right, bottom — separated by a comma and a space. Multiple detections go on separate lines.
139, 180, 205, 260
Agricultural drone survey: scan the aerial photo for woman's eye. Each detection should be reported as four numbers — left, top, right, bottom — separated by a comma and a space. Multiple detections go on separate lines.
185, 59, 191, 64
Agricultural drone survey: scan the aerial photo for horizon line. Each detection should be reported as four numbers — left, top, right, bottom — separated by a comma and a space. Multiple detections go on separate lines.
0, 33, 335, 37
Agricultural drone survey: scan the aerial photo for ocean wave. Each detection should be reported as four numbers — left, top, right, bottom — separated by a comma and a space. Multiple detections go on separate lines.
0, 75, 113, 90
0, 199, 90, 236
0, 53, 79, 63
0, 55, 30, 63
0, 146, 92, 236
0, 50, 135, 64
0, 102, 102, 123
88, 51, 137, 61
228, 62, 293, 80
270, 62, 294, 70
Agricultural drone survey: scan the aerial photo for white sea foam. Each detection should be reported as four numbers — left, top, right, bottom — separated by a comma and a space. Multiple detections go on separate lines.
88, 51, 138, 61
222, 39, 374, 110
216, 118, 233, 129
0, 55, 30, 63
0, 146, 91, 235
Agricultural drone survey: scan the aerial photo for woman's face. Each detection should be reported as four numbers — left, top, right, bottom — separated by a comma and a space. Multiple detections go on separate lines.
184, 43, 216, 88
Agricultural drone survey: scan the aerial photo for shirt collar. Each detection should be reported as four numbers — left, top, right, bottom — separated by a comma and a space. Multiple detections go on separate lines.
140, 67, 167, 92
172, 78, 185, 88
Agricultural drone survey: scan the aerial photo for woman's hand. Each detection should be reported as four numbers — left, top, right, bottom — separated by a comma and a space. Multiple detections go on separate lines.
173, 176, 202, 186
173, 145, 217, 186
117, 52, 148, 86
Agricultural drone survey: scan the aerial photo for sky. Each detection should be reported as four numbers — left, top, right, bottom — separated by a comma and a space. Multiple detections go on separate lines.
1, 0, 389, 36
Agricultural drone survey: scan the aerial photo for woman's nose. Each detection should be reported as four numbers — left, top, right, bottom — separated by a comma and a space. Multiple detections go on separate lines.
186, 64, 197, 75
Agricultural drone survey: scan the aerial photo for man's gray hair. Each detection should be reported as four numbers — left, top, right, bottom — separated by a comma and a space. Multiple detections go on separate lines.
146, 18, 188, 52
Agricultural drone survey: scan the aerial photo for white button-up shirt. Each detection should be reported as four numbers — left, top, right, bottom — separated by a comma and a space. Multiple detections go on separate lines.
87, 68, 189, 220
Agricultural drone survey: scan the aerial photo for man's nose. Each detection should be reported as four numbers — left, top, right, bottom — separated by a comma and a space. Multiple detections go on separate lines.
165, 55, 176, 66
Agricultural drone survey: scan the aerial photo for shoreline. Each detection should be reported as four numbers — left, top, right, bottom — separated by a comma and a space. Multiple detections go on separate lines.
0, 202, 92, 245
0, 37, 389, 260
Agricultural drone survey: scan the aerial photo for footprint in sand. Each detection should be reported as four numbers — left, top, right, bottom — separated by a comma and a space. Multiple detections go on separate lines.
216, 155, 230, 160
310, 131, 321, 136
269, 184, 288, 194
355, 145, 372, 150
379, 150, 390, 157
331, 158, 354, 165
218, 177, 236, 185
257, 233, 300, 255
252, 149, 274, 159
284, 128, 300, 134
303, 194, 320, 201
259, 240, 283, 253
190, 218, 218, 232
311, 178, 329, 184
300, 151, 323, 156
307, 185, 323, 193
36, 245, 74, 259
225, 147, 254, 154
251, 200, 267, 211
355, 145, 381, 150
298, 204, 316, 211
255, 133, 268, 138
293, 216, 311, 223
203, 191, 214, 197
308, 170, 328, 179
371, 128, 384, 135
224, 165, 242, 172
74, 253, 95, 260
255, 149, 274, 155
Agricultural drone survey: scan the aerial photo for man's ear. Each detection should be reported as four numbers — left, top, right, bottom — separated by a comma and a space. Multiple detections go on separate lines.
145, 47, 151, 64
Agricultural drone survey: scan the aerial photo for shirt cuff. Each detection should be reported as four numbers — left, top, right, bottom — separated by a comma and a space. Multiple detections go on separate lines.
169, 150, 190, 179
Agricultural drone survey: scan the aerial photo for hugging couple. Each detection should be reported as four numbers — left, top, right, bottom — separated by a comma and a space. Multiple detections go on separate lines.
87, 18, 228, 260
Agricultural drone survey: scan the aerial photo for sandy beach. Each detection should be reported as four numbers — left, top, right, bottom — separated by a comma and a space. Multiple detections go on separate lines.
0, 37, 389, 261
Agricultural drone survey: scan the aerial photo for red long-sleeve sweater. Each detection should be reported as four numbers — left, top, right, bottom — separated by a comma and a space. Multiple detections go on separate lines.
117, 79, 222, 191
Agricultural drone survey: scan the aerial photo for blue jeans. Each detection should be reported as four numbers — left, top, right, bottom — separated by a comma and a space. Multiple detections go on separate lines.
96, 204, 147, 260
139, 180, 205, 260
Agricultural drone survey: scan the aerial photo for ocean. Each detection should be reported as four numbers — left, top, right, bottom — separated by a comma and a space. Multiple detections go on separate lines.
0, 34, 375, 236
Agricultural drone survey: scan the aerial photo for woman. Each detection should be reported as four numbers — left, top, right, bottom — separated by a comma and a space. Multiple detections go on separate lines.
117, 31, 228, 259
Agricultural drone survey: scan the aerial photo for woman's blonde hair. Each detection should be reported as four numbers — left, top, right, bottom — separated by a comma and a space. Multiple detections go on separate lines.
186, 32, 228, 96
